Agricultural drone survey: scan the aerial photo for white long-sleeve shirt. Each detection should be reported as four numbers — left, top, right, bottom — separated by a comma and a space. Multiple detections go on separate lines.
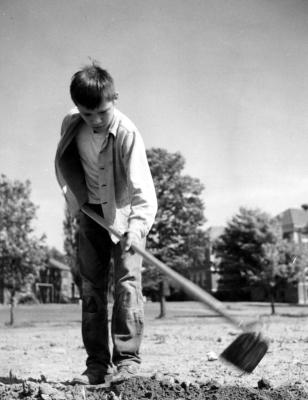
55, 107, 157, 243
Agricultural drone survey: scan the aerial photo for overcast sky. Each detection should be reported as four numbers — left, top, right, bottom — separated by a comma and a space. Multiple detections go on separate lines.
1, 0, 308, 251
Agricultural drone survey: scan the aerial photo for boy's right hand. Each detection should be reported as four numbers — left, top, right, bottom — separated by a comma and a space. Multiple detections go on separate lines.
120, 231, 140, 254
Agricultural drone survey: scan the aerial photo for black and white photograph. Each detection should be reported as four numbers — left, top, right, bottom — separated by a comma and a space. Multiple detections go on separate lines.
0, 0, 307, 398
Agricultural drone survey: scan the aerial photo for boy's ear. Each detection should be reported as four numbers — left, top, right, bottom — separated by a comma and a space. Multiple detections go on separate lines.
114, 92, 119, 101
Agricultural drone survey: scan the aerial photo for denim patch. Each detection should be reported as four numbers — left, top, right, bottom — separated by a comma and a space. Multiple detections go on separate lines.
113, 306, 144, 335
132, 309, 144, 336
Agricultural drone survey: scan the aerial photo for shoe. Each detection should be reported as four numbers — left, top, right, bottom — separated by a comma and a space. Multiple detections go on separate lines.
111, 364, 140, 383
72, 367, 114, 385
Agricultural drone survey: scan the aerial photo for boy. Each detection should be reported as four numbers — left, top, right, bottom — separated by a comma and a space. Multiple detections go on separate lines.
55, 62, 157, 384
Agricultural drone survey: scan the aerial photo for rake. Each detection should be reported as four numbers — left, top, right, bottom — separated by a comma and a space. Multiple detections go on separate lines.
81, 205, 269, 373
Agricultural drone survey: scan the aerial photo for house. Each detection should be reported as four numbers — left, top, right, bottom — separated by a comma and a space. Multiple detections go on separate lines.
0, 257, 78, 304
35, 258, 79, 303
206, 226, 225, 293
276, 207, 308, 304
188, 226, 224, 293
278, 207, 308, 244
251, 207, 308, 304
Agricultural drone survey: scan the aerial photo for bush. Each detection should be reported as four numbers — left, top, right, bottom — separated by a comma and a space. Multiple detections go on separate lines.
17, 292, 39, 305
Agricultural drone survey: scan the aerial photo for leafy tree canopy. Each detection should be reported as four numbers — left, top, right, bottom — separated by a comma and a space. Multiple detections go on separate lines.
0, 174, 47, 296
144, 148, 208, 294
215, 207, 278, 276
214, 207, 302, 306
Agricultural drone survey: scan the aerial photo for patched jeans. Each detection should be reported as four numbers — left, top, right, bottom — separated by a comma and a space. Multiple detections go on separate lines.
78, 204, 145, 372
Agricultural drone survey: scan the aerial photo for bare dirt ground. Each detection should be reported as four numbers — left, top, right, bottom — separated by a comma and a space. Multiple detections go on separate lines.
0, 302, 307, 399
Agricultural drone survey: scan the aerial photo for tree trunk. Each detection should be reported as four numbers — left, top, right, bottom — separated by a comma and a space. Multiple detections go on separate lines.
157, 280, 167, 319
9, 290, 15, 326
269, 288, 276, 315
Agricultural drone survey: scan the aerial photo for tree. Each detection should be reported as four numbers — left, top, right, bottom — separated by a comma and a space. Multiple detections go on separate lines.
214, 207, 302, 313
214, 207, 278, 300
254, 241, 302, 314
0, 175, 47, 325
144, 148, 208, 317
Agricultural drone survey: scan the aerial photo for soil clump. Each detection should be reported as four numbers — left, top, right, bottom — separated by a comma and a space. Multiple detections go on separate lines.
0, 376, 307, 400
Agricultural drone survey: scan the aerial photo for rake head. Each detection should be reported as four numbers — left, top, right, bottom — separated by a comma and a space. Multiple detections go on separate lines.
220, 332, 269, 373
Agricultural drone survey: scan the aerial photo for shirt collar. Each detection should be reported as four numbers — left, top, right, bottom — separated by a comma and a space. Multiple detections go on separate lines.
70, 106, 120, 137
108, 108, 120, 137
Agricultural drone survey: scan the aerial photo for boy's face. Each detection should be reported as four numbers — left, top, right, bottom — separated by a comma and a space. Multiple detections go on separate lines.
77, 99, 115, 134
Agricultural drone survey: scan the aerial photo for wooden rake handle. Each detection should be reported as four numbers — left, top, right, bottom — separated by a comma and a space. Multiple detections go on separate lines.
81, 204, 243, 329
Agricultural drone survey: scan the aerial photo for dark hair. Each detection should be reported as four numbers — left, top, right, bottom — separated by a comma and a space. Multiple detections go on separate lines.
70, 62, 116, 109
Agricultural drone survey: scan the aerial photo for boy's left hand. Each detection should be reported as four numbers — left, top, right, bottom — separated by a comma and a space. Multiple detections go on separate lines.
121, 231, 140, 254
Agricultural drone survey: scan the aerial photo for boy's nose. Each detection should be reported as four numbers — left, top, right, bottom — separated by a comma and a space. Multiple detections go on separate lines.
92, 115, 102, 124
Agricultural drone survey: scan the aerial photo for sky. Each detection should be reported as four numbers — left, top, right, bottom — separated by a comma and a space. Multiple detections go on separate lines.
0, 0, 308, 252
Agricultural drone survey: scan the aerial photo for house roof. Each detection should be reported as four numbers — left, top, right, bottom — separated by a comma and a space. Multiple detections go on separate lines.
278, 208, 308, 233
49, 257, 71, 271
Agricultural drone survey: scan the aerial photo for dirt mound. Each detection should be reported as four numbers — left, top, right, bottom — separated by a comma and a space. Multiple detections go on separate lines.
112, 377, 308, 400
0, 376, 307, 400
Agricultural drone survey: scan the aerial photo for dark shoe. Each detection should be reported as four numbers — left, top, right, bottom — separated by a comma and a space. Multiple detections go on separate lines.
111, 364, 140, 383
72, 367, 114, 385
